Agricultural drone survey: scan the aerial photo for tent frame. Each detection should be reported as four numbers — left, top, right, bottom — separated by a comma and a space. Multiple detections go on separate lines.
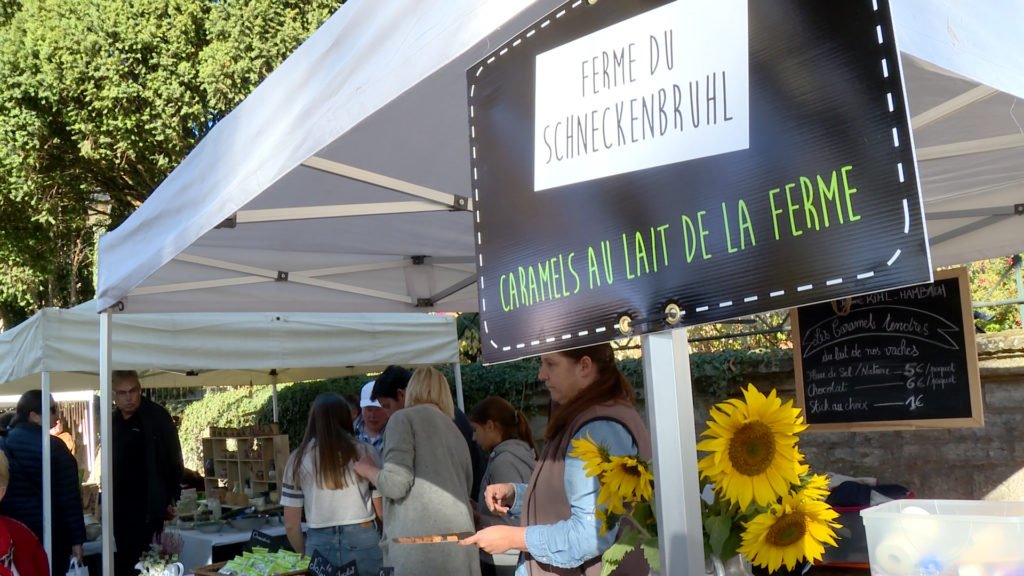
126, 160, 476, 309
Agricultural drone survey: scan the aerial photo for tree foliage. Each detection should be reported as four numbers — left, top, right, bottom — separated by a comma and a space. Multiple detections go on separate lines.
0, 0, 342, 329
969, 255, 1023, 332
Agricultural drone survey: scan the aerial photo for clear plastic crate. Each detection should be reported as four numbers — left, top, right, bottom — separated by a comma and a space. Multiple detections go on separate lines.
861, 499, 1024, 575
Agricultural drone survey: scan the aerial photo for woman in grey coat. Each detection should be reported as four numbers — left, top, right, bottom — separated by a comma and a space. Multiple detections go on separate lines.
355, 367, 480, 576
468, 397, 538, 576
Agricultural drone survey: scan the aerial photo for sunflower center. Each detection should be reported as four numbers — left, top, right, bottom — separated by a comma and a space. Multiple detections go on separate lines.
765, 512, 807, 547
622, 461, 643, 478
728, 421, 776, 476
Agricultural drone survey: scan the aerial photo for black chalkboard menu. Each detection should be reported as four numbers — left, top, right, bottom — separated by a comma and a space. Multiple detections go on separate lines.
793, 267, 983, 431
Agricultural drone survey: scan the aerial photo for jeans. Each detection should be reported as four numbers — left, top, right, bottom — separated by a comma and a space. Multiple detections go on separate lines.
305, 522, 383, 576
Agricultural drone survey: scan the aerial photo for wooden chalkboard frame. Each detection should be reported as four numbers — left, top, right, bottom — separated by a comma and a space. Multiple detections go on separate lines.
792, 267, 983, 432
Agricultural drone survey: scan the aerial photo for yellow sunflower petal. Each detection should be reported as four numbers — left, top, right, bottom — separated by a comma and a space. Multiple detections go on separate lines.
739, 488, 842, 571
697, 384, 808, 508
570, 433, 613, 478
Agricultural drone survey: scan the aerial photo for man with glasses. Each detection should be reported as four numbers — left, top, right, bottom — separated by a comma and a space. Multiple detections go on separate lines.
111, 370, 183, 575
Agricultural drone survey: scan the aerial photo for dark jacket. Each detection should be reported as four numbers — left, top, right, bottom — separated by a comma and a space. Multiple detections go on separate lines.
453, 407, 485, 499
476, 438, 536, 527
0, 422, 86, 561
113, 396, 184, 526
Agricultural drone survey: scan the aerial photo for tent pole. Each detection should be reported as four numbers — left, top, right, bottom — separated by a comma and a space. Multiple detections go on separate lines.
41, 372, 53, 562
453, 362, 465, 412
641, 328, 704, 575
100, 311, 114, 576
271, 376, 279, 423
86, 396, 95, 476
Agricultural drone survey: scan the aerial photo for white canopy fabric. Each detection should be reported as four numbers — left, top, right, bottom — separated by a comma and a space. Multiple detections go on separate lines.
0, 302, 458, 394
95, 0, 1024, 315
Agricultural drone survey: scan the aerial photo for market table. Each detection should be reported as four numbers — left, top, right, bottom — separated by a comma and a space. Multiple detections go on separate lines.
82, 522, 295, 574
177, 522, 292, 573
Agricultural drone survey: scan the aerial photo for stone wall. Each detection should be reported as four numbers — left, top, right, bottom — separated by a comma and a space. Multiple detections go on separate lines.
738, 330, 1024, 500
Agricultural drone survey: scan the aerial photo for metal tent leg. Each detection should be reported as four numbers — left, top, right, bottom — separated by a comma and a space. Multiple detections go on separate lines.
641, 329, 704, 575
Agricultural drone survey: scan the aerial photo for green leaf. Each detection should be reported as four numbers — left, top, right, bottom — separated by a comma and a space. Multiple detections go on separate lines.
704, 513, 734, 557
599, 559, 619, 576
600, 541, 632, 576
719, 529, 743, 563
631, 501, 654, 527
641, 537, 660, 572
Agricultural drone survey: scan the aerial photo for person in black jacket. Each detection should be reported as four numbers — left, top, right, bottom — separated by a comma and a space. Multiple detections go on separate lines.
111, 370, 184, 576
0, 389, 86, 575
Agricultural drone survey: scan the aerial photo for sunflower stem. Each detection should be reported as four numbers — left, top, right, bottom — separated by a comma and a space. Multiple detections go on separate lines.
620, 511, 653, 540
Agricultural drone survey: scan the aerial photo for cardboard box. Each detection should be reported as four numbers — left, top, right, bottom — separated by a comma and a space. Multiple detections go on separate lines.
861, 499, 1024, 574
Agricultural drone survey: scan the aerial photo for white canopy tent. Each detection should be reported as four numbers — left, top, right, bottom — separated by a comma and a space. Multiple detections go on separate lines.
0, 302, 457, 566
92, 1, 1024, 573
0, 302, 459, 394
95, 0, 1024, 316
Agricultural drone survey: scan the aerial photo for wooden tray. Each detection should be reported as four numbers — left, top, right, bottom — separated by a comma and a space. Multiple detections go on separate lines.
393, 531, 473, 544
191, 560, 307, 576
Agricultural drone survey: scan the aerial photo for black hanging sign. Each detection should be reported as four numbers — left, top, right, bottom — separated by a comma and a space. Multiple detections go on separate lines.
792, 267, 983, 431
469, 0, 931, 363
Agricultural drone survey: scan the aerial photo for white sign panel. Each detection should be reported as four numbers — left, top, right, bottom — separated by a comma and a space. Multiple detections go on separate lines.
534, 0, 749, 191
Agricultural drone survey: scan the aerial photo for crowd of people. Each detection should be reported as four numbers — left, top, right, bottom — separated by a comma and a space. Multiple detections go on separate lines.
0, 342, 650, 576
283, 343, 651, 576
0, 370, 184, 576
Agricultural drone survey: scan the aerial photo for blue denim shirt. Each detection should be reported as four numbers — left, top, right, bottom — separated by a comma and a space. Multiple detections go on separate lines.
509, 419, 637, 575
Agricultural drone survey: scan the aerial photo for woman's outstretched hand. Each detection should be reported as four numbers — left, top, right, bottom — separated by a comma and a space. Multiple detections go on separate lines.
460, 525, 527, 554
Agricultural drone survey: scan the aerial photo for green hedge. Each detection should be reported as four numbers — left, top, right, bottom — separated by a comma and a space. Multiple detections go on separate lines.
178, 349, 792, 469
178, 386, 275, 471
437, 358, 542, 414
253, 377, 369, 450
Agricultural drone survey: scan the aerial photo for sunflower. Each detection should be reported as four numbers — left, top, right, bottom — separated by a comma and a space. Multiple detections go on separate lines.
697, 384, 808, 509
570, 434, 612, 478
597, 480, 627, 516
602, 455, 654, 503
797, 474, 831, 501
738, 486, 841, 571
595, 506, 611, 536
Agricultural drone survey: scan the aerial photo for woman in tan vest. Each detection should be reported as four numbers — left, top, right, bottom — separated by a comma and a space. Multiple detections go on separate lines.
461, 344, 652, 575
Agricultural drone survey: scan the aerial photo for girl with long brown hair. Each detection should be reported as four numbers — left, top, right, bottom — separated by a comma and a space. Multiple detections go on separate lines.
461, 344, 652, 575
469, 397, 537, 575
282, 392, 382, 575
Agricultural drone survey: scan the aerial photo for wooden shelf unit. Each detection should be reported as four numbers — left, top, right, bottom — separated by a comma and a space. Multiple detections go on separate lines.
201, 431, 290, 496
